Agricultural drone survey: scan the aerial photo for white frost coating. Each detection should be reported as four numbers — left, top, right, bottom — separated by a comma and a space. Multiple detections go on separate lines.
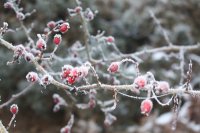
179, 102, 191, 119
152, 52, 166, 61
0, 121, 8, 133
155, 112, 173, 125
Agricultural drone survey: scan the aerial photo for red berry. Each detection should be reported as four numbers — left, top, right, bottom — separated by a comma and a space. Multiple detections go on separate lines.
107, 62, 120, 73
61, 65, 73, 79
70, 68, 79, 78
41, 74, 52, 86
10, 104, 18, 115
26, 72, 38, 82
78, 66, 89, 77
140, 99, 153, 116
75, 6, 82, 13
36, 38, 46, 50
134, 76, 147, 89
47, 21, 56, 29
24, 52, 34, 62
106, 36, 115, 43
67, 76, 76, 85
60, 126, 70, 133
53, 34, 62, 45
4, 2, 13, 9
156, 81, 170, 94
59, 22, 70, 33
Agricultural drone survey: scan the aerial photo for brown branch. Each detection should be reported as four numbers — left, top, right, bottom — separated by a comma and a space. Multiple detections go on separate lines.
0, 37, 200, 103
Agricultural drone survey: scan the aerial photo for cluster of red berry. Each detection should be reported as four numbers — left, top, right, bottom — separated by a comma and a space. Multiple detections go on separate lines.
36, 22, 70, 51
61, 64, 89, 85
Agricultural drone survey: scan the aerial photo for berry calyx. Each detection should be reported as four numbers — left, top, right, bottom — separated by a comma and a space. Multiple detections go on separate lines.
53, 34, 62, 45
10, 104, 18, 115
26, 72, 39, 82
140, 99, 153, 116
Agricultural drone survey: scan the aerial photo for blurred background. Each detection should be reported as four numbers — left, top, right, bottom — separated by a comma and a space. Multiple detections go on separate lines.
0, 0, 200, 132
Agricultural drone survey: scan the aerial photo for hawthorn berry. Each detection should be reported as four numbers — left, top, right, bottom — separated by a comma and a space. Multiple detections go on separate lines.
4, 2, 13, 9
156, 81, 170, 94
59, 22, 70, 33
14, 45, 25, 56
10, 104, 18, 115
140, 99, 153, 116
53, 94, 60, 104
16, 12, 25, 20
60, 126, 70, 133
107, 62, 120, 73
26, 72, 38, 82
78, 66, 89, 78
47, 21, 56, 29
24, 52, 34, 62
66, 76, 76, 85
36, 38, 46, 50
61, 65, 73, 79
53, 34, 62, 45
84, 8, 94, 21
40, 74, 52, 86
134, 76, 147, 89
13, 45, 25, 61
74, 6, 82, 13
106, 36, 115, 44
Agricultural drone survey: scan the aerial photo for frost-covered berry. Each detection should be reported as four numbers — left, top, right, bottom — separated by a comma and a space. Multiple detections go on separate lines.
140, 99, 153, 116
106, 36, 115, 44
26, 72, 38, 82
24, 52, 34, 62
156, 81, 170, 94
10, 104, 18, 115
59, 22, 70, 33
78, 66, 89, 78
134, 76, 147, 89
4, 2, 13, 9
53, 34, 62, 45
47, 21, 56, 29
74, 6, 82, 13
104, 113, 117, 127
66, 76, 76, 85
40, 74, 53, 86
107, 62, 120, 73
36, 38, 46, 50
16, 12, 25, 20
60, 126, 70, 133
14, 45, 25, 57
61, 65, 73, 79
84, 8, 94, 21
53, 94, 60, 104
70, 68, 79, 78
